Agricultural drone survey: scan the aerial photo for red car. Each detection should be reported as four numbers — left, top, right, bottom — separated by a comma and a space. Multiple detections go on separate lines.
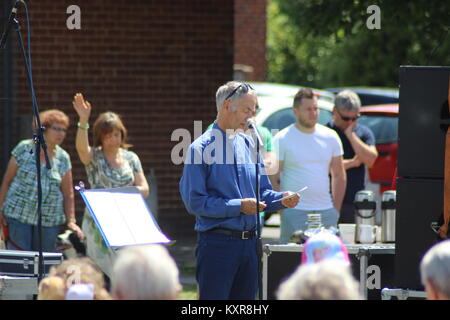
359, 104, 398, 194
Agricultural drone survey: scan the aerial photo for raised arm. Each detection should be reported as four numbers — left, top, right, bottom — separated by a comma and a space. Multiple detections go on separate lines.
73, 93, 93, 165
345, 122, 378, 167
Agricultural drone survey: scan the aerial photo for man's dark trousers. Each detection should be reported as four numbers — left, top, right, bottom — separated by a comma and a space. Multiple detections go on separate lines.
196, 231, 258, 300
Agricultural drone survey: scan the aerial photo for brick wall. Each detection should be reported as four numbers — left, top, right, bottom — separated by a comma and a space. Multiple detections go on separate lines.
1, 1, 234, 241
234, 0, 267, 81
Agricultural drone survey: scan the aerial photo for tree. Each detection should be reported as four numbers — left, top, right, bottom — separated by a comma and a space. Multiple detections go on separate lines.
267, 0, 450, 88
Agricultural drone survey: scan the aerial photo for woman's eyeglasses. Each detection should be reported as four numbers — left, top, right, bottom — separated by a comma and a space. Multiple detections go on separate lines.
224, 83, 254, 101
49, 126, 68, 133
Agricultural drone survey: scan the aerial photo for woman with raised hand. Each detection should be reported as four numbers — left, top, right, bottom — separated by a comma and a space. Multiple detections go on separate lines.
72, 93, 149, 278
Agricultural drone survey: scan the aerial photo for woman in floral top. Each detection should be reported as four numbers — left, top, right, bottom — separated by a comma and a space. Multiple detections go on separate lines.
73, 93, 149, 278
0, 109, 84, 252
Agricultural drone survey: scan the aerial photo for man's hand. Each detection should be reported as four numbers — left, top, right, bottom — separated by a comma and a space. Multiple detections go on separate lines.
281, 191, 300, 208
344, 155, 362, 170
344, 120, 357, 137
241, 198, 267, 215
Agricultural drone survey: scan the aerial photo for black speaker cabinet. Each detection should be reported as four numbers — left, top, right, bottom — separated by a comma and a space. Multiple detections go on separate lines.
395, 178, 443, 289
398, 66, 450, 178
395, 66, 449, 290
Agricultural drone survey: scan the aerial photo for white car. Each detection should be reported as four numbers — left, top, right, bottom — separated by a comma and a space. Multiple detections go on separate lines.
250, 82, 335, 133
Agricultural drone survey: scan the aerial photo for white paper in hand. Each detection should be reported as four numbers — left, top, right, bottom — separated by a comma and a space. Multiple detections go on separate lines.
272, 186, 308, 202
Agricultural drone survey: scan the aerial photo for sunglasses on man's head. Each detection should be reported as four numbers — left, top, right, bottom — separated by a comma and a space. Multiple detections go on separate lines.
224, 83, 254, 101
336, 108, 360, 121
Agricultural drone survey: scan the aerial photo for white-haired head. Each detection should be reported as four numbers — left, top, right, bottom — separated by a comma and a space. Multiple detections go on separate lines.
112, 244, 181, 300
277, 260, 361, 300
215, 81, 256, 113
420, 240, 450, 299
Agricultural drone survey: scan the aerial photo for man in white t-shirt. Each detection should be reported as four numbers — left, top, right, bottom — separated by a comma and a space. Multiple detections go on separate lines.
271, 88, 347, 243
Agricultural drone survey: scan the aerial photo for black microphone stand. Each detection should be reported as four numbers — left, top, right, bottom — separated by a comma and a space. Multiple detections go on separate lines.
253, 131, 263, 300
12, 8, 51, 282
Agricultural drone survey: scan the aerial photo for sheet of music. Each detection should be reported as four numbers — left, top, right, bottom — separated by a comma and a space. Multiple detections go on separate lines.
82, 188, 171, 247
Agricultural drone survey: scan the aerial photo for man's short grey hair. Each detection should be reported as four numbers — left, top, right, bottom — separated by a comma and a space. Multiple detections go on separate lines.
276, 260, 361, 300
420, 240, 450, 298
112, 244, 181, 300
216, 81, 256, 113
334, 90, 361, 112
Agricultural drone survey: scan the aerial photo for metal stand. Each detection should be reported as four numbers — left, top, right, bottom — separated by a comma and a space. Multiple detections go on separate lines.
11, 3, 51, 282
261, 245, 270, 300
381, 288, 427, 300
254, 131, 263, 300
356, 248, 370, 299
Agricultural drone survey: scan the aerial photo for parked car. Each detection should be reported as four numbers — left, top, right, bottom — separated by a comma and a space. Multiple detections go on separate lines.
250, 82, 335, 134
359, 104, 398, 194
251, 82, 335, 103
255, 101, 398, 195
325, 87, 399, 106
256, 98, 334, 134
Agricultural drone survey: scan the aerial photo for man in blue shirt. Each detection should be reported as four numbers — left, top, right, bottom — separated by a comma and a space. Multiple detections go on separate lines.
326, 90, 378, 223
179, 81, 300, 300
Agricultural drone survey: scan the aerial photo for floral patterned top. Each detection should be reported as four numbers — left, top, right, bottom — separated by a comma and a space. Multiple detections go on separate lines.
85, 147, 143, 189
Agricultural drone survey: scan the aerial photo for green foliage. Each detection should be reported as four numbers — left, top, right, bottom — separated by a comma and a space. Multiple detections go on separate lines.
267, 0, 450, 88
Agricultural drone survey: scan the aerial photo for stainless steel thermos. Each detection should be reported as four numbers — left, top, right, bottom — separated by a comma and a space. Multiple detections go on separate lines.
381, 190, 396, 243
354, 190, 376, 243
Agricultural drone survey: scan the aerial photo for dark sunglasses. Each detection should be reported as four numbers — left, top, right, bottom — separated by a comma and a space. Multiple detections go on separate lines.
224, 83, 254, 101
336, 108, 360, 121
49, 125, 68, 133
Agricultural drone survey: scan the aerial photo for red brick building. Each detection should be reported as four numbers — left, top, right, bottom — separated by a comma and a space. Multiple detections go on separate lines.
234, 0, 267, 81
0, 0, 266, 241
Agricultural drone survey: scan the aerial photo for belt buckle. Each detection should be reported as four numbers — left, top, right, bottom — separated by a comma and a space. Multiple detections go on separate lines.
241, 231, 250, 240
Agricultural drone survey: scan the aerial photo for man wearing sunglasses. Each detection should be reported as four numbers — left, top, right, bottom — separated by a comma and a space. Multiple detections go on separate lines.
179, 81, 300, 300
326, 90, 378, 224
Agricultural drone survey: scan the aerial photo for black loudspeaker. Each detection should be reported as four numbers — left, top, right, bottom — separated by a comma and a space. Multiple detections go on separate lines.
397, 66, 450, 178
395, 178, 442, 289
395, 66, 449, 290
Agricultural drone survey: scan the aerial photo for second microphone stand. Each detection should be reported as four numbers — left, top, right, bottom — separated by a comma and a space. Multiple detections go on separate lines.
13, 14, 51, 282
252, 128, 263, 300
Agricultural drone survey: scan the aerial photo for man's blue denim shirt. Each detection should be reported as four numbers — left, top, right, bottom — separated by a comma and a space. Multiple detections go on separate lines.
179, 122, 285, 232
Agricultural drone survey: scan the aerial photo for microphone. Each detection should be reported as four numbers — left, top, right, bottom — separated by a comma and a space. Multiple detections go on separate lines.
0, 0, 21, 50
247, 119, 264, 148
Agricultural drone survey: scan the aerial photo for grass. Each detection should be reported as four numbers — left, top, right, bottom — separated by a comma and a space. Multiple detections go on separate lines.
179, 265, 198, 300
179, 283, 198, 300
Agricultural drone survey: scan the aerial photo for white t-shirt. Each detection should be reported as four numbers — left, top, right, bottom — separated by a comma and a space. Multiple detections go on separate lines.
273, 123, 343, 210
